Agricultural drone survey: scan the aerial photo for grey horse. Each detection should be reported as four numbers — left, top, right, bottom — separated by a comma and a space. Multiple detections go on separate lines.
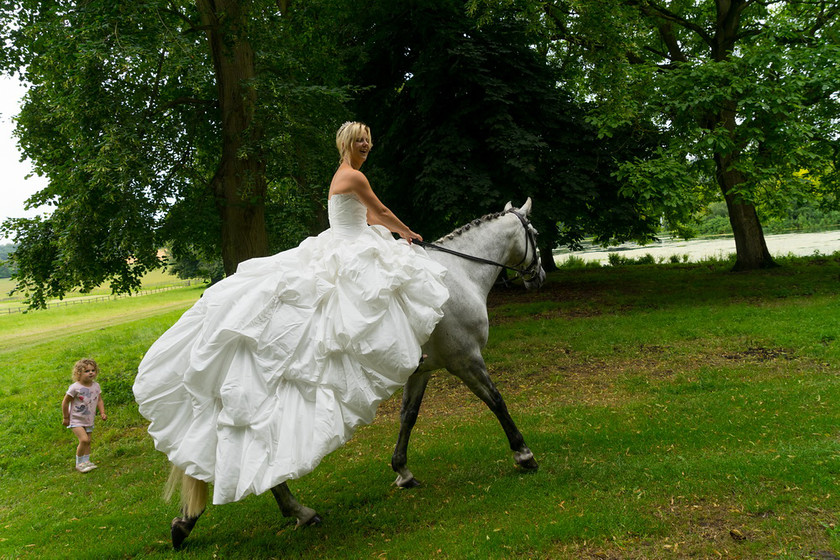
391, 198, 544, 487
167, 199, 545, 548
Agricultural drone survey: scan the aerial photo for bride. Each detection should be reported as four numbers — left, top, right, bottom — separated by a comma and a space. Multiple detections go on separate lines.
133, 121, 449, 507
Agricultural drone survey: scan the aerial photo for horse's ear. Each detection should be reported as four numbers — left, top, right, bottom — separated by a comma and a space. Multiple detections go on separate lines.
504, 201, 513, 211
521, 198, 532, 216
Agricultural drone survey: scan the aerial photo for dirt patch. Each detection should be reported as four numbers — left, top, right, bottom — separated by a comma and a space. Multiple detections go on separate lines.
374, 341, 802, 423
553, 498, 836, 559
723, 346, 796, 362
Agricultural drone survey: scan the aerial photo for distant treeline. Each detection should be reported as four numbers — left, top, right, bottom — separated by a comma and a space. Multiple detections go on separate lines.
1, 244, 15, 279
691, 201, 840, 237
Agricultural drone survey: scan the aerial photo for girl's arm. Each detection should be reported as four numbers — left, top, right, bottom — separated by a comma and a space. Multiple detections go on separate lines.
98, 396, 107, 421
61, 394, 72, 426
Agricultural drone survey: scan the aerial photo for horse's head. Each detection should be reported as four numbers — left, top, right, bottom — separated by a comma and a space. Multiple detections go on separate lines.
504, 198, 546, 289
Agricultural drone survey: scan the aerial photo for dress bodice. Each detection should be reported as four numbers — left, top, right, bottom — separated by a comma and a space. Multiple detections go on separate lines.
328, 194, 368, 240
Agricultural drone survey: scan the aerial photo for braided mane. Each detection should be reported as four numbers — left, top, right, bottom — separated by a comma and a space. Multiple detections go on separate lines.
434, 211, 509, 244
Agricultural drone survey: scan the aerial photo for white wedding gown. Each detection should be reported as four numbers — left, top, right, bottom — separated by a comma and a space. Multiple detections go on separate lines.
133, 194, 449, 505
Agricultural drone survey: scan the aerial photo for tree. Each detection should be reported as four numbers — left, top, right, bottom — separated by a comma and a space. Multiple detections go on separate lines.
0, 244, 14, 278
0, 0, 348, 307
347, 0, 660, 267
167, 252, 225, 285
484, 0, 840, 270
196, 0, 268, 273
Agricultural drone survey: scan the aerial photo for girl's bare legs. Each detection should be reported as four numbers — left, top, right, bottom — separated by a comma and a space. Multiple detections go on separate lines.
70, 426, 97, 471
71, 426, 91, 457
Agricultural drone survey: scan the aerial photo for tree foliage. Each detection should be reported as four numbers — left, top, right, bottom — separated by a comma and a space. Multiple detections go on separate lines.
0, 244, 15, 279
0, 0, 349, 307
475, 0, 840, 270
7, 0, 829, 306
2, 0, 660, 297
348, 0, 660, 265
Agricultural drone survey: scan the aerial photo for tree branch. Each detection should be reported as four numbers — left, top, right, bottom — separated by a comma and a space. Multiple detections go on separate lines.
159, 5, 209, 33
157, 97, 217, 113
657, 20, 689, 63
807, 2, 840, 37
625, 0, 714, 47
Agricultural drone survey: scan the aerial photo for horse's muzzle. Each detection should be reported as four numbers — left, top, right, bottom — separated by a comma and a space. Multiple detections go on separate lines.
523, 266, 546, 289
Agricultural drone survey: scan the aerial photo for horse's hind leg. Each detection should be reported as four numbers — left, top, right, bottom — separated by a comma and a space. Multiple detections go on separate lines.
452, 357, 538, 471
391, 370, 431, 488
171, 511, 203, 550
270, 482, 321, 528
167, 468, 207, 549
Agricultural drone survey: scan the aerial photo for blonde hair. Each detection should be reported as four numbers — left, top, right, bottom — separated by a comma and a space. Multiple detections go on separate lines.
72, 358, 99, 381
336, 121, 372, 163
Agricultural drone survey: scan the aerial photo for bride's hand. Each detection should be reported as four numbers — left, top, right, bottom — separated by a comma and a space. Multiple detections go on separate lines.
402, 230, 422, 243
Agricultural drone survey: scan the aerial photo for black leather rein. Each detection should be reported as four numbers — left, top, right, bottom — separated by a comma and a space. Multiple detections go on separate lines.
412, 210, 541, 281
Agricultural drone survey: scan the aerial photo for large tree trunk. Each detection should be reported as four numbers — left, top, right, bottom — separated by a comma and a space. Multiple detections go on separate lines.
711, 99, 777, 271
198, 0, 269, 276
715, 150, 776, 270
540, 244, 557, 273
724, 195, 775, 271
714, 155, 776, 272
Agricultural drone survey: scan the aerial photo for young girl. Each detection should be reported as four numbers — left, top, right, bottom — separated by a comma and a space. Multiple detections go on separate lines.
62, 358, 107, 472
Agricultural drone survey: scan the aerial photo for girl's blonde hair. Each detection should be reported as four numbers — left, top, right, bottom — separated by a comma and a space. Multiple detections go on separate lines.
336, 121, 372, 163
72, 358, 99, 381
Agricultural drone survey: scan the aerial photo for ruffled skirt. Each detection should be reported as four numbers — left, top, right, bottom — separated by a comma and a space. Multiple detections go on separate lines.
133, 225, 448, 505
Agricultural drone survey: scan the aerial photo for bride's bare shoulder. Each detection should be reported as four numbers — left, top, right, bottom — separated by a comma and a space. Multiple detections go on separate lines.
330, 167, 369, 195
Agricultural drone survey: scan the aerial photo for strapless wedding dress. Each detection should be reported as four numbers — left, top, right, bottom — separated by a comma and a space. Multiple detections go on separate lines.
133, 193, 449, 505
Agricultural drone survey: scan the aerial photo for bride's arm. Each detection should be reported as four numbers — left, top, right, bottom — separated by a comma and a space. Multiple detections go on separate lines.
343, 170, 422, 242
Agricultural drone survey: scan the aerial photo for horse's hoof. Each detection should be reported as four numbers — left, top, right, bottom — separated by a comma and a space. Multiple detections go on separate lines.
295, 514, 322, 529
171, 517, 192, 550
294, 506, 321, 529
516, 457, 539, 471
394, 475, 421, 488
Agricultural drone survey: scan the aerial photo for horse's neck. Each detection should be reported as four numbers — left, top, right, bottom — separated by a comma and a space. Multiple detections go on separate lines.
439, 216, 516, 293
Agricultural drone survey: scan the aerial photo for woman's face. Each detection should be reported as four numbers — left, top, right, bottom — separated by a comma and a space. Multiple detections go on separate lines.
351, 134, 371, 165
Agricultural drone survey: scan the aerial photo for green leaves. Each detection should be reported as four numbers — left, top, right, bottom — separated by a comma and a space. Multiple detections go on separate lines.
350, 0, 659, 253
1, 0, 349, 306
526, 0, 840, 266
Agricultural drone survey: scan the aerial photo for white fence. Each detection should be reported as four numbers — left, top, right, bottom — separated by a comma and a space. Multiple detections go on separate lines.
1, 281, 197, 314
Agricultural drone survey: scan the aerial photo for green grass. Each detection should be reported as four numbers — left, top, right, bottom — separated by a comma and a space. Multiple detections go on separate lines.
0, 269, 199, 313
2, 256, 840, 558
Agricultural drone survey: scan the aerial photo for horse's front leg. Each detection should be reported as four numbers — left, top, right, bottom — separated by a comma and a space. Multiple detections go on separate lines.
391, 370, 432, 488
270, 482, 321, 528
451, 356, 538, 471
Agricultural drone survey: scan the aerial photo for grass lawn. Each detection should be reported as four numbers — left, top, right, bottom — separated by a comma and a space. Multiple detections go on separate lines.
0, 269, 198, 314
1, 256, 839, 559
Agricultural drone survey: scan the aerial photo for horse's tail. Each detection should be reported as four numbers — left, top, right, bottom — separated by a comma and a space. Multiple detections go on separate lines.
164, 465, 208, 519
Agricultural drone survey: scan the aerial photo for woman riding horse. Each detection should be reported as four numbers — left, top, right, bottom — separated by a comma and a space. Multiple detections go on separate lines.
134, 122, 449, 547
133, 122, 543, 549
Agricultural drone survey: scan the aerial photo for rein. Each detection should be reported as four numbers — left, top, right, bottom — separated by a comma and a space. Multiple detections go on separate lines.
413, 210, 541, 282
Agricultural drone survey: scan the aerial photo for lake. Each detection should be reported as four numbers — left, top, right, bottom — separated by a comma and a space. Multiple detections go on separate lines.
553, 230, 840, 265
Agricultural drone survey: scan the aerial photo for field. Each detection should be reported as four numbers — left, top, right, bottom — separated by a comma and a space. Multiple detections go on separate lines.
0, 270, 196, 314
1, 256, 839, 559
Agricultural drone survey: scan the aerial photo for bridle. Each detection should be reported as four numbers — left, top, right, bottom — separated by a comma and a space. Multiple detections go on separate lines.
413, 210, 542, 283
